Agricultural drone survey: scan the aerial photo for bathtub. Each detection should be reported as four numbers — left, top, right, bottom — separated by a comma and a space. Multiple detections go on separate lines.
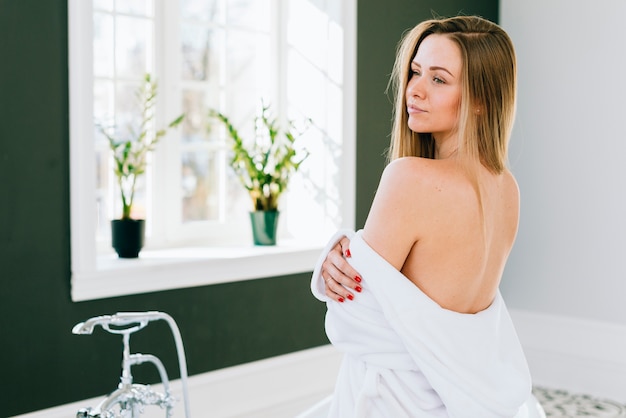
13, 345, 342, 418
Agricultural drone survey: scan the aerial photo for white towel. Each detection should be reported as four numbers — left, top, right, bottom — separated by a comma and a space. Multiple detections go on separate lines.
312, 230, 535, 418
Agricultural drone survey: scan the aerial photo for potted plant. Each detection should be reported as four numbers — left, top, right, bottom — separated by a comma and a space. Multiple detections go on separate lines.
208, 103, 309, 245
98, 73, 184, 258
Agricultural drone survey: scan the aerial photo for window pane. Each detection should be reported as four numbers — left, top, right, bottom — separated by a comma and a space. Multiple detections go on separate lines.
181, 25, 221, 82
181, 89, 219, 143
327, 81, 343, 141
181, 0, 220, 22
224, 165, 250, 220
115, 81, 143, 136
115, 0, 153, 16
181, 150, 250, 224
225, 30, 271, 121
181, 89, 206, 143
93, 13, 114, 78
115, 16, 152, 77
328, 19, 344, 84
227, 0, 270, 31
182, 151, 219, 222
93, 0, 113, 12
93, 79, 114, 126
288, 0, 328, 69
287, 49, 327, 129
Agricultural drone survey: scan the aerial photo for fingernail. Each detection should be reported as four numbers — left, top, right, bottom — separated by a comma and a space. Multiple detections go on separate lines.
347, 294, 354, 301
355, 286, 362, 293
355, 276, 362, 283
345, 249, 351, 258
338, 297, 345, 303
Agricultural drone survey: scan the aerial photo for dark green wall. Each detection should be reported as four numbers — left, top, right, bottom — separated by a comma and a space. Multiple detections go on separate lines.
0, 0, 497, 416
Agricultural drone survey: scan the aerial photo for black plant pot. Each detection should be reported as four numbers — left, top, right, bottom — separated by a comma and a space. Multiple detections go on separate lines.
111, 219, 145, 258
249, 210, 279, 245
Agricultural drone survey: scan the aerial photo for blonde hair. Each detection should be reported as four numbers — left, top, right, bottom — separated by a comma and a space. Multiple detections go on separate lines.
388, 16, 517, 174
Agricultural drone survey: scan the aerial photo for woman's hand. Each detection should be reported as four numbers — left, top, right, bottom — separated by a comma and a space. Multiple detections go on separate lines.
321, 236, 363, 302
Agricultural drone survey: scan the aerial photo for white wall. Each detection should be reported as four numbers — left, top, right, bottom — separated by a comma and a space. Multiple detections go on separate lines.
500, 0, 626, 323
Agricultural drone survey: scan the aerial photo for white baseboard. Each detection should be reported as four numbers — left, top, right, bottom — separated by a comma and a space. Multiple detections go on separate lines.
510, 308, 626, 402
12, 345, 343, 418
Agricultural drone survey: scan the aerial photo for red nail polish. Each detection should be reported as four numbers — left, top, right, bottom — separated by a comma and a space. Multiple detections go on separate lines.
355, 276, 362, 283
355, 286, 362, 293
345, 249, 351, 258
347, 294, 354, 301
338, 297, 345, 303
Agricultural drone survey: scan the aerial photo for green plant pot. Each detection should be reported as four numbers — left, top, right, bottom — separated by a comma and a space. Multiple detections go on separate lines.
111, 219, 145, 258
249, 211, 279, 245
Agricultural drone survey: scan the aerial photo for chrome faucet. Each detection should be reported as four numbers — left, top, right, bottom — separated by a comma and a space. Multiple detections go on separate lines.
73, 311, 191, 418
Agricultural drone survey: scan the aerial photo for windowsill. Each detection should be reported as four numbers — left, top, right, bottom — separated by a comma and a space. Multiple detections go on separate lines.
71, 240, 324, 301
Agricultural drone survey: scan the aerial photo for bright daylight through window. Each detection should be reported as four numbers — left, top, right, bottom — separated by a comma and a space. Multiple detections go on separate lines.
69, 0, 356, 301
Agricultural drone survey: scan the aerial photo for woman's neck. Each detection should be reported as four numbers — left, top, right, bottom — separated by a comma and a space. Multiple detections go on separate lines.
434, 136, 458, 159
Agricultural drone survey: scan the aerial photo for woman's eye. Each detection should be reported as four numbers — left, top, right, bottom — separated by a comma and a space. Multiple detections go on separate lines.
411, 69, 420, 77
433, 76, 445, 84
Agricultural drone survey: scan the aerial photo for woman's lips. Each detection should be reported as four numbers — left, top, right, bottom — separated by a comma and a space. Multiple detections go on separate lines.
407, 104, 426, 114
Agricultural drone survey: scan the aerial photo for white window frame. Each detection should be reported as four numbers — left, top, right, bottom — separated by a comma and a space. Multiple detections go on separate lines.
68, 0, 356, 301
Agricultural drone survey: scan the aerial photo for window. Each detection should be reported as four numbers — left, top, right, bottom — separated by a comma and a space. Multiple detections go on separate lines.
69, 0, 356, 301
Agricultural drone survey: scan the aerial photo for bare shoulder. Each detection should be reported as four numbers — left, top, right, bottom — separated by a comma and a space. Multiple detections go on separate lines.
375, 156, 465, 214
384, 157, 481, 203
362, 157, 445, 269
498, 169, 520, 215
503, 169, 520, 200
378, 156, 445, 193
500, 169, 521, 229
375, 157, 443, 215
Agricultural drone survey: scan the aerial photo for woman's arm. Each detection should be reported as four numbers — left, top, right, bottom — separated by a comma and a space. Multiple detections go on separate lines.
361, 158, 422, 269
322, 158, 423, 301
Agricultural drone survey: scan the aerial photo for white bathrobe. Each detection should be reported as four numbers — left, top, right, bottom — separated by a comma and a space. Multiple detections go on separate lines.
311, 230, 543, 418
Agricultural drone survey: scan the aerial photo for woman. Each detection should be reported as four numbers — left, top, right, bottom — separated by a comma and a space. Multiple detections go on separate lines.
310, 16, 545, 417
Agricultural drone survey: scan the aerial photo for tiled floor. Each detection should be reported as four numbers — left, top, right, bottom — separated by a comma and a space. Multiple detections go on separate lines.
290, 387, 626, 418
535, 387, 626, 417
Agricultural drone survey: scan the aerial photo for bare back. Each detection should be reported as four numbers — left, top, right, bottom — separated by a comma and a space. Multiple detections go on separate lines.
362, 156, 520, 314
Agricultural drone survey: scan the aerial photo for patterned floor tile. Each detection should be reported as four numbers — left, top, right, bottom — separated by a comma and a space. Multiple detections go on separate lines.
534, 387, 626, 417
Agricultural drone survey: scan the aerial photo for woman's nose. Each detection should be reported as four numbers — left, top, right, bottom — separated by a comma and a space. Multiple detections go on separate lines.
407, 76, 425, 99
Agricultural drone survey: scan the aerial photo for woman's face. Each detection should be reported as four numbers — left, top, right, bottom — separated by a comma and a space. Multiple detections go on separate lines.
406, 34, 463, 142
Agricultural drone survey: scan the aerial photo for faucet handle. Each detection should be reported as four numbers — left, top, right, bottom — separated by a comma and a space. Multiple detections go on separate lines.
76, 407, 96, 417
72, 313, 150, 336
